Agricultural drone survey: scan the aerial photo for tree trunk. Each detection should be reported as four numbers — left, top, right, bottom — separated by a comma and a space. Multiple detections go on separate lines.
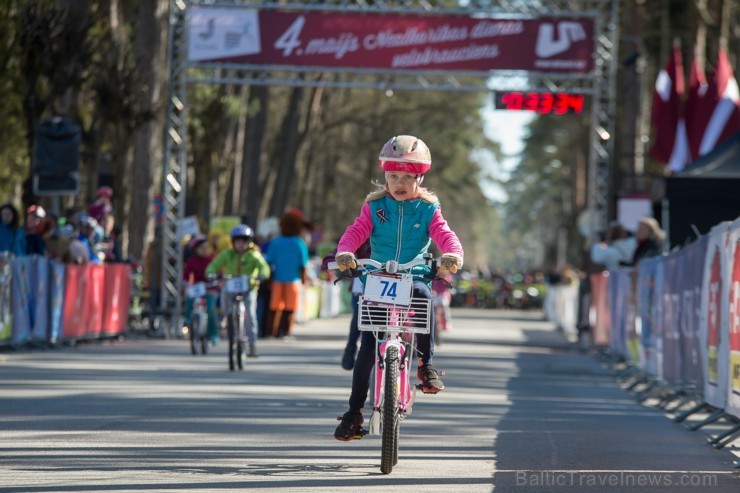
268, 82, 305, 217
240, 85, 270, 225
127, 0, 165, 260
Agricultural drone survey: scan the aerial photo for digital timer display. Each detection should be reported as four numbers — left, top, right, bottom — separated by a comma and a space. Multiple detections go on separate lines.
493, 92, 585, 115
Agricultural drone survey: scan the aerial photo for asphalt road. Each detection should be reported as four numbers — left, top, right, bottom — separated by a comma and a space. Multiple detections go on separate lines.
1, 309, 739, 492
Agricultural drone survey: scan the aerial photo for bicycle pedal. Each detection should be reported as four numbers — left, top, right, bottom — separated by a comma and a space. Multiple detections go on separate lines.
416, 384, 441, 394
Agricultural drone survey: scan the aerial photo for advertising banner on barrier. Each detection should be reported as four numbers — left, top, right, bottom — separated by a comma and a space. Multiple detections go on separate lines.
662, 254, 682, 384
609, 269, 635, 360
727, 218, 740, 417
88, 265, 105, 338
29, 255, 49, 342
589, 272, 610, 346
62, 264, 89, 339
0, 253, 12, 343
48, 260, 65, 343
700, 221, 732, 408
680, 236, 708, 389
187, 7, 595, 73
636, 257, 661, 374
11, 256, 31, 345
102, 264, 131, 336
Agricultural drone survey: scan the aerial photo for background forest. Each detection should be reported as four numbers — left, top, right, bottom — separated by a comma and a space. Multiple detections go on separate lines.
0, 0, 737, 272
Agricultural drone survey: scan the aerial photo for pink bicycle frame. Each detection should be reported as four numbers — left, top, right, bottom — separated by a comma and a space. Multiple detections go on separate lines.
373, 331, 417, 417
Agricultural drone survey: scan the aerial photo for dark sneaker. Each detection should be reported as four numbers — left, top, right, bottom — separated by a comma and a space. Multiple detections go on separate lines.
334, 411, 364, 441
417, 363, 444, 394
341, 345, 356, 370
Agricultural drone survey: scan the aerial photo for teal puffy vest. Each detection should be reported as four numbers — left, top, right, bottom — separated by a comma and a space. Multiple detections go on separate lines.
368, 195, 438, 278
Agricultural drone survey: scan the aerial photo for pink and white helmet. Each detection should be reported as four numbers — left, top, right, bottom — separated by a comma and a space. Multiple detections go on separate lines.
378, 135, 431, 175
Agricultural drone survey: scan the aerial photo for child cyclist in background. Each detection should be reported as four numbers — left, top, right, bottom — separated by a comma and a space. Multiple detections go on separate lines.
333, 135, 464, 441
183, 235, 219, 345
206, 225, 270, 360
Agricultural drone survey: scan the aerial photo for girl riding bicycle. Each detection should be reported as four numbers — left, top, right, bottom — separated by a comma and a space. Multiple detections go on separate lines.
333, 135, 463, 441
183, 235, 219, 345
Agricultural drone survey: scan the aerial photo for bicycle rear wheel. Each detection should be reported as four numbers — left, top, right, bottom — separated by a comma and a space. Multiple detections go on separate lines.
381, 345, 400, 474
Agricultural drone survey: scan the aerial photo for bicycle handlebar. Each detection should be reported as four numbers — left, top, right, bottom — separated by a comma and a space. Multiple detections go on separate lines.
328, 257, 429, 272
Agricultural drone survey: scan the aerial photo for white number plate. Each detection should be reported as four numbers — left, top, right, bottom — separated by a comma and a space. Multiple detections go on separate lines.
364, 273, 413, 306
226, 276, 250, 293
187, 282, 206, 298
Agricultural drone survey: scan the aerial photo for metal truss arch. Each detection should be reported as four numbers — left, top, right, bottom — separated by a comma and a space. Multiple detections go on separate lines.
161, 0, 619, 315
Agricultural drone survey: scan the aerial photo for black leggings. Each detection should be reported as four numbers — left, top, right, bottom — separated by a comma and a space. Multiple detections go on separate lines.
348, 281, 434, 413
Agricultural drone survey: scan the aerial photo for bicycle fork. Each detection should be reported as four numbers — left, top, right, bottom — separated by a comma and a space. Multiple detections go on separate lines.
368, 337, 415, 435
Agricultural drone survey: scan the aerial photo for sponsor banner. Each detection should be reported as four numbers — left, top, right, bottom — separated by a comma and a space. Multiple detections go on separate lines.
589, 272, 610, 346
662, 254, 682, 384
87, 265, 105, 338
209, 216, 241, 236
48, 260, 66, 343
0, 253, 12, 343
727, 218, 740, 417
102, 264, 131, 336
680, 236, 708, 389
62, 265, 90, 339
188, 7, 594, 73
11, 256, 31, 345
29, 255, 49, 342
609, 269, 635, 360
700, 221, 732, 408
636, 256, 661, 373
297, 285, 321, 323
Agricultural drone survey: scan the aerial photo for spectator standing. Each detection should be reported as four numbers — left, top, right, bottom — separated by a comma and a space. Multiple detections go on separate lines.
264, 211, 309, 340
632, 217, 665, 264
77, 214, 101, 264
88, 186, 113, 223
44, 214, 72, 262
0, 203, 25, 255
590, 222, 636, 271
24, 205, 47, 256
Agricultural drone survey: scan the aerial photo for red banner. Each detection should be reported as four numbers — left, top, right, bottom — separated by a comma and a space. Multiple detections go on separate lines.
62, 265, 89, 339
62, 264, 105, 339
102, 264, 131, 336
188, 7, 594, 73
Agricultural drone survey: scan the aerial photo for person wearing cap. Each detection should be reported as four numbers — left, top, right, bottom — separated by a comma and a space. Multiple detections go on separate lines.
76, 214, 101, 264
88, 186, 114, 223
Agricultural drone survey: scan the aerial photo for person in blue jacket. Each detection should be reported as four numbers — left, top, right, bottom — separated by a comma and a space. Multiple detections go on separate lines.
0, 203, 26, 255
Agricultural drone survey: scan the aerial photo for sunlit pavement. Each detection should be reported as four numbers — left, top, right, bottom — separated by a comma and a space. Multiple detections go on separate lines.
1, 309, 739, 492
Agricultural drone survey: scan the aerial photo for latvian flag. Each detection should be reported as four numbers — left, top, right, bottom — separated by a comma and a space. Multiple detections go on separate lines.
649, 41, 690, 172
686, 48, 740, 160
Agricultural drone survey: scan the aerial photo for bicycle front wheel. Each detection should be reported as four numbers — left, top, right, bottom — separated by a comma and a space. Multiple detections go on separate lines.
189, 315, 199, 355
381, 345, 400, 475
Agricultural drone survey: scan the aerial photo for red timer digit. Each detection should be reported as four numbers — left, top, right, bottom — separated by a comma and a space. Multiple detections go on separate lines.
500, 92, 524, 110
495, 92, 585, 114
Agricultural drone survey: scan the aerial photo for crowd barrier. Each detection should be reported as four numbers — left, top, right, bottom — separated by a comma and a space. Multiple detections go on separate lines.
0, 254, 131, 346
545, 215, 740, 432
296, 282, 352, 323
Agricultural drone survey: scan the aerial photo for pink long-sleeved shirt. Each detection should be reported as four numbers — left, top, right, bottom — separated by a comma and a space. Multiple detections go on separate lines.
337, 201, 464, 258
